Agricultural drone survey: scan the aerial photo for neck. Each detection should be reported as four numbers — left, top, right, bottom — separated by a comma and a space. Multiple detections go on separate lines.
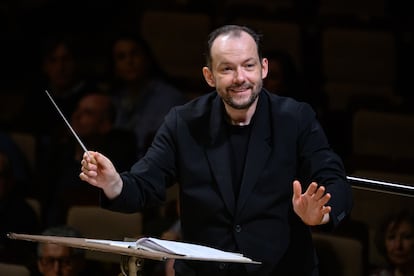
225, 98, 258, 126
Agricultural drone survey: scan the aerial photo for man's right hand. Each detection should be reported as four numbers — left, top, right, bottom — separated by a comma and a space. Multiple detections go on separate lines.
79, 151, 123, 200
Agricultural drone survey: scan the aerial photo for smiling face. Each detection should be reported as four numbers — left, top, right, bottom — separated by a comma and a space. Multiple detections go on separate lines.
385, 220, 414, 267
202, 31, 268, 112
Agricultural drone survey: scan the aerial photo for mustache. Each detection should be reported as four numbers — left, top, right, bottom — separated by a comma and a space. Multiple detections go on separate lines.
228, 84, 252, 90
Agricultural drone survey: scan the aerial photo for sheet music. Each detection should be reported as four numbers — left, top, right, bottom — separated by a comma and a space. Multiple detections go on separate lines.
85, 237, 256, 263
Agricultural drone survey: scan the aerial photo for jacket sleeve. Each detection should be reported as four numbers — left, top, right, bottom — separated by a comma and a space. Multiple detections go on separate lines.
296, 102, 353, 228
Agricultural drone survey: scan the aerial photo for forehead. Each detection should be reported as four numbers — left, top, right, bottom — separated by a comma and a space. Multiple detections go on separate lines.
387, 220, 414, 233
210, 31, 258, 65
42, 243, 73, 257
113, 39, 142, 53
79, 94, 109, 106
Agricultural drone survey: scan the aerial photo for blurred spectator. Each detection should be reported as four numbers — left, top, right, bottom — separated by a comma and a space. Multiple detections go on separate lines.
105, 32, 187, 158
263, 49, 303, 98
17, 35, 99, 205
0, 150, 39, 266
19, 35, 93, 138
40, 89, 137, 227
0, 131, 32, 195
370, 209, 414, 276
263, 49, 327, 117
36, 225, 101, 276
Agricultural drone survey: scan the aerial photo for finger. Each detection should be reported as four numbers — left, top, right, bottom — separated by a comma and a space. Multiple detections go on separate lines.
305, 182, 318, 195
314, 185, 326, 199
79, 172, 98, 187
81, 166, 97, 177
89, 151, 97, 165
79, 172, 87, 181
321, 205, 331, 215
319, 193, 331, 206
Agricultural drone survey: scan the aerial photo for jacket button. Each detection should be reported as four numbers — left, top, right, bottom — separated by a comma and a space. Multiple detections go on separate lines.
235, 224, 242, 233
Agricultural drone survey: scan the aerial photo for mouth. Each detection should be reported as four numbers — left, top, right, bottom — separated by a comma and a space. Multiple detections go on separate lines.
229, 85, 251, 93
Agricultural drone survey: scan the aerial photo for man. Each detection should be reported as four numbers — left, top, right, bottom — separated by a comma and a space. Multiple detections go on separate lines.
80, 25, 352, 275
37, 226, 86, 276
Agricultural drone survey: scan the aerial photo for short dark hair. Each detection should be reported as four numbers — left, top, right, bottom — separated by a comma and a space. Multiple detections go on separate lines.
204, 25, 263, 68
37, 225, 85, 257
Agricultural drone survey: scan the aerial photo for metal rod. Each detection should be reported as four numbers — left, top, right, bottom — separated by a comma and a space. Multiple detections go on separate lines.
347, 175, 414, 197
44, 89, 90, 156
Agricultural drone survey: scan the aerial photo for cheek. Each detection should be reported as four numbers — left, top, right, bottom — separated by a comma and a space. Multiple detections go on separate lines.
385, 239, 394, 250
403, 240, 414, 252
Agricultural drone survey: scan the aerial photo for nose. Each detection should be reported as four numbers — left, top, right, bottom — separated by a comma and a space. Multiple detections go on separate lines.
52, 260, 64, 273
234, 67, 246, 83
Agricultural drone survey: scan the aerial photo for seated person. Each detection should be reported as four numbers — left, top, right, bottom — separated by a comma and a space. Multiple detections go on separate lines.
370, 209, 414, 276
40, 89, 137, 227
0, 150, 39, 266
36, 225, 101, 276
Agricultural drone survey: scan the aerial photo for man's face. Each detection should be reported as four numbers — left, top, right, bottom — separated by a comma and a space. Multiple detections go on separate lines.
71, 94, 112, 137
38, 244, 84, 276
203, 31, 268, 110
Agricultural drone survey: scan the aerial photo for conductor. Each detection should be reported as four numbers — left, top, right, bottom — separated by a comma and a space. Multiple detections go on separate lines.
80, 24, 352, 275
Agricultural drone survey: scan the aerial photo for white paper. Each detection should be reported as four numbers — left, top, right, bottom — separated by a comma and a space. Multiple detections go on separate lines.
85, 237, 256, 263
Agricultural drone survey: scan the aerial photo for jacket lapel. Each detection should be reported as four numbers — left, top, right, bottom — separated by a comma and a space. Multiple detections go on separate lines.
205, 96, 235, 214
236, 93, 272, 215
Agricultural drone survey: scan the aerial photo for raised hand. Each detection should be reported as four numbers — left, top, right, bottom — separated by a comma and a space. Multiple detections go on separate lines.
292, 180, 331, 226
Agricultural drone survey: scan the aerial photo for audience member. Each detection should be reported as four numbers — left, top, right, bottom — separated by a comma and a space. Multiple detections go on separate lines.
40, 89, 137, 227
35, 225, 100, 276
17, 35, 99, 205
0, 150, 39, 266
106, 32, 187, 158
104, 32, 187, 240
19, 35, 92, 138
370, 209, 414, 276
264, 49, 328, 115
0, 131, 32, 195
263, 50, 303, 98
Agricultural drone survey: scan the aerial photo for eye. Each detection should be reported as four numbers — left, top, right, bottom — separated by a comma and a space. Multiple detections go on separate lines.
245, 63, 255, 70
220, 66, 233, 73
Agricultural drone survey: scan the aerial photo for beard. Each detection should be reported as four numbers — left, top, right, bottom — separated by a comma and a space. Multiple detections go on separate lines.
221, 82, 262, 110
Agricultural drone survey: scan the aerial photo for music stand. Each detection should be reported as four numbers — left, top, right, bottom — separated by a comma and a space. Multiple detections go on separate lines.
8, 232, 259, 276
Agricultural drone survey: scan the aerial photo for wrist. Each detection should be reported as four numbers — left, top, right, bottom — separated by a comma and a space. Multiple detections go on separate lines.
104, 173, 123, 200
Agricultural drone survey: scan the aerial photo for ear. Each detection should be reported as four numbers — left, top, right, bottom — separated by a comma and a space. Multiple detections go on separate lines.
202, 67, 216, 87
261, 58, 269, 79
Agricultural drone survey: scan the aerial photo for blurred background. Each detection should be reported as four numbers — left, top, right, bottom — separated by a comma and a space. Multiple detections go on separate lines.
0, 1, 413, 275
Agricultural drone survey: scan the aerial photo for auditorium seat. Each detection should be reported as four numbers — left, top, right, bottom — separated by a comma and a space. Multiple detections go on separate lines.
0, 262, 30, 276
322, 28, 396, 112
139, 10, 212, 84
66, 206, 143, 263
312, 232, 364, 276
230, 18, 302, 70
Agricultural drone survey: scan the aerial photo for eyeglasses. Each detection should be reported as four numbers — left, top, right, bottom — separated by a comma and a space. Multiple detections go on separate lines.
39, 257, 75, 269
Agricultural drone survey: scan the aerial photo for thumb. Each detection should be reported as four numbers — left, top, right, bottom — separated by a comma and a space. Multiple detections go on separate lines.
292, 180, 302, 201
